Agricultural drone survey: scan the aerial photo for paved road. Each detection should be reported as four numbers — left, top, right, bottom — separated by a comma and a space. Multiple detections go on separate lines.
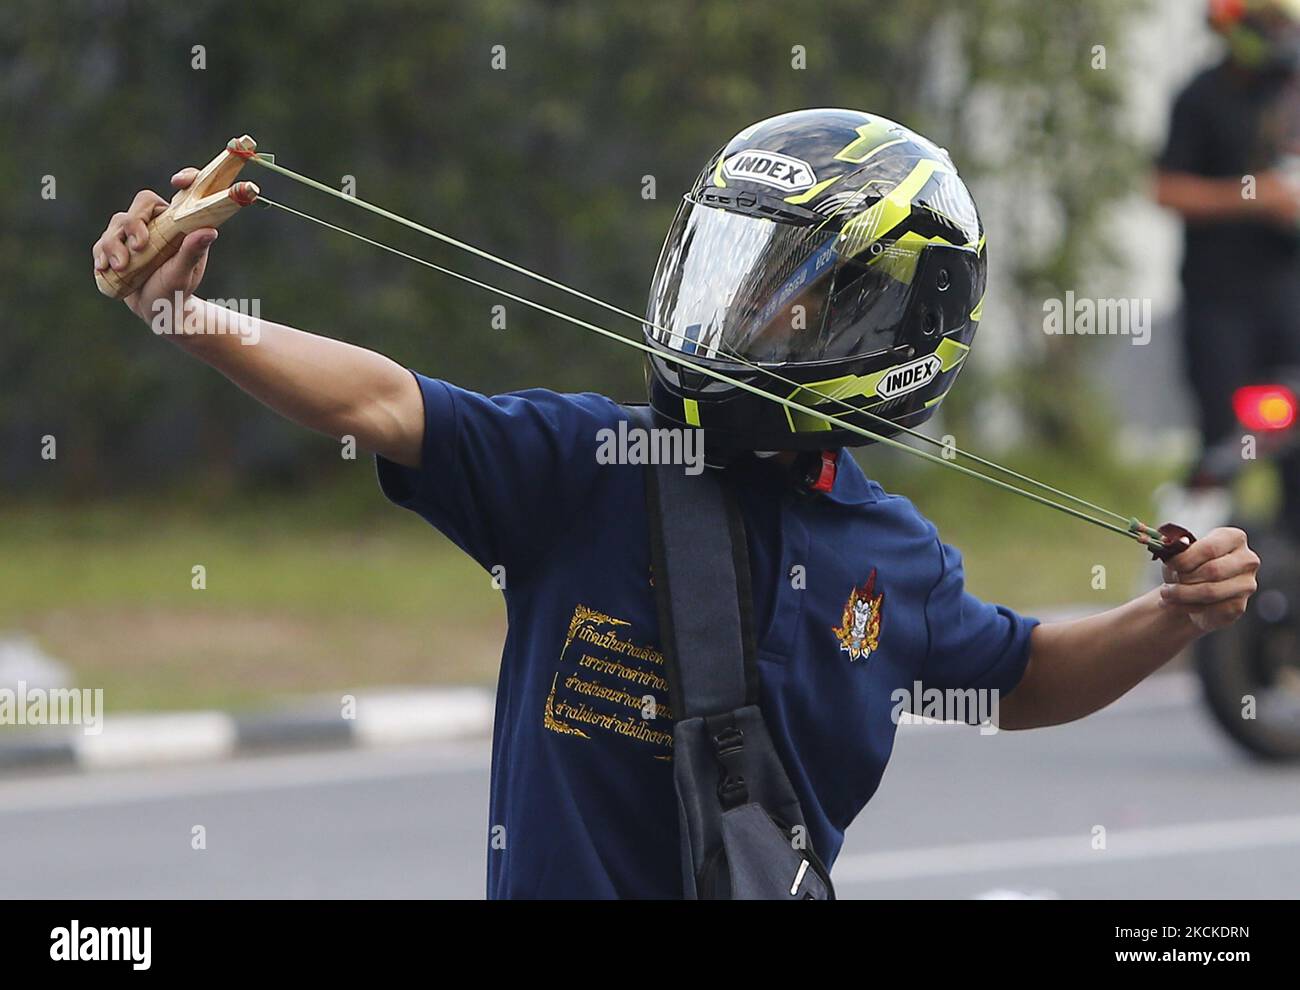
0, 673, 1296, 899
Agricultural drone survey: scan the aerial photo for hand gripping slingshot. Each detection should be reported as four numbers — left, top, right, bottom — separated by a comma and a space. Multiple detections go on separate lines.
94, 135, 260, 300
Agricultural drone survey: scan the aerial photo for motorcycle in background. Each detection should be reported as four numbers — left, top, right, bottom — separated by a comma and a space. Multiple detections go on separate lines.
1154, 374, 1300, 760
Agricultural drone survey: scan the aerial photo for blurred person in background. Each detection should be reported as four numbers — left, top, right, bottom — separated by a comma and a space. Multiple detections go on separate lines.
1155, 0, 1300, 537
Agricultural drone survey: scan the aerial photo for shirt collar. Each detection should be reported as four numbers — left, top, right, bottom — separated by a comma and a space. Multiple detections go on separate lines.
821, 449, 879, 506
727, 448, 879, 506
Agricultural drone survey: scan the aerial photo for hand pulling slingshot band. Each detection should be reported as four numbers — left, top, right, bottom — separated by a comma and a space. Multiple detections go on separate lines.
100, 134, 1196, 560
1137, 522, 1196, 563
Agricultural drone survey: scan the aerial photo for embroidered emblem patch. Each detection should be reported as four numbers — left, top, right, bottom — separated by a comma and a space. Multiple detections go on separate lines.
832, 568, 884, 663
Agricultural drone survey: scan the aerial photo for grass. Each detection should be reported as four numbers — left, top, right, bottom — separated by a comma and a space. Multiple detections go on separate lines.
0, 444, 1195, 712
0, 488, 505, 712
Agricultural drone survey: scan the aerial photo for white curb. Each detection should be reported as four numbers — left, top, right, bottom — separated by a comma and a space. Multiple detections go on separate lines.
75, 712, 239, 770
0, 687, 498, 773
352, 687, 495, 747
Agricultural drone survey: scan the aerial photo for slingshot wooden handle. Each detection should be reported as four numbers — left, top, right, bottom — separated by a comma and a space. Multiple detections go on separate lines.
95, 135, 260, 300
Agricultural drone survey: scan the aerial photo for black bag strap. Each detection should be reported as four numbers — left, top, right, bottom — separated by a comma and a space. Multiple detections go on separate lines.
633, 407, 758, 719
627, 406, 836, 899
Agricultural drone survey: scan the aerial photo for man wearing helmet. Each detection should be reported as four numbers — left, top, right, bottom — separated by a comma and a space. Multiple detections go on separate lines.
643, 111, 984, 460
1156, 0, 1300, 532
94, 109, 1258, 899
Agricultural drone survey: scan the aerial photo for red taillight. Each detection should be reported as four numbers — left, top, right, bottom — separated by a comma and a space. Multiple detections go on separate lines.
1233, 385, 1298, 432
1208, 0, 1247, 30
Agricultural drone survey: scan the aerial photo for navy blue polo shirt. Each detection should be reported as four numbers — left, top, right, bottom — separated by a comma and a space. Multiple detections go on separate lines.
377, 374, 1038, 899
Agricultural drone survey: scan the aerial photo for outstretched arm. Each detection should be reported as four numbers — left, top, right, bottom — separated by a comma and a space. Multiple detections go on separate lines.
92, 167, 425, 468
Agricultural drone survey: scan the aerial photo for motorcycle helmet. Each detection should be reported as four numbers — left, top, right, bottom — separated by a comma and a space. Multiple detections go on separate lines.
1208, 0, 1300, 71
644, 108, 986, 460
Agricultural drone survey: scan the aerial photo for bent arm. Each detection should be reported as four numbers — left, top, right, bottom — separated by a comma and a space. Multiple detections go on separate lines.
171, 297, 425, 467
1000, 528, 1258, 729
997, 590, 1198, 730
1153, 169, 1266, 222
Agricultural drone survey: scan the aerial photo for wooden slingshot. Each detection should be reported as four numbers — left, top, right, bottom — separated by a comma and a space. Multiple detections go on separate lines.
95, 135, 260, 299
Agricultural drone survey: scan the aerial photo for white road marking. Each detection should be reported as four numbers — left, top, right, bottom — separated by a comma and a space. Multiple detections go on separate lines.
972, 887, 1060, 900
0, 739, 491, 815
834, 813, 1300, 884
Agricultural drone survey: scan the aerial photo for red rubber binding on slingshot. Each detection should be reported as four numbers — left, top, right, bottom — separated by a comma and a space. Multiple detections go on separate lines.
228, 181, 259, 207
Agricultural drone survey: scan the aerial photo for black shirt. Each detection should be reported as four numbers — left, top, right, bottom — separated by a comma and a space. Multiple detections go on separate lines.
1157, 60, 1300, 292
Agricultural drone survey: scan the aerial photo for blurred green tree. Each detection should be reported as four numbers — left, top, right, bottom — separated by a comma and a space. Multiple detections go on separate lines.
0, 0, 1142, 494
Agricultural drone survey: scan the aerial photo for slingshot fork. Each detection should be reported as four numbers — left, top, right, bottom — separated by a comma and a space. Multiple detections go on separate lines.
95, 134, 260, 299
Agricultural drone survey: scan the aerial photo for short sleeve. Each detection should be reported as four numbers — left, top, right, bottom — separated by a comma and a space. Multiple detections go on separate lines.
375, 372, 626, 575
921, 538, 1038, 699
1156, 82, 1208, 175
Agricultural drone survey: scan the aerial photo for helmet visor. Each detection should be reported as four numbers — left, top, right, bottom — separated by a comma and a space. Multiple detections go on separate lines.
645, 198, 912, 365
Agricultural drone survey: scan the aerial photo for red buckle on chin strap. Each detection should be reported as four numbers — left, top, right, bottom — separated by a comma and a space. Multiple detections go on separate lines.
809, 450, 837, 493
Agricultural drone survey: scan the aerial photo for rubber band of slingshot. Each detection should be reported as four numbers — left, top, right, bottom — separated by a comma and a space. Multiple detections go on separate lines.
243, 154, 1183, 555
228, 181, 259, 206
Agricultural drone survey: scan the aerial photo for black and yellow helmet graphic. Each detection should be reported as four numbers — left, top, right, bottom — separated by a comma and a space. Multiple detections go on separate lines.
644, 107, 987, 456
